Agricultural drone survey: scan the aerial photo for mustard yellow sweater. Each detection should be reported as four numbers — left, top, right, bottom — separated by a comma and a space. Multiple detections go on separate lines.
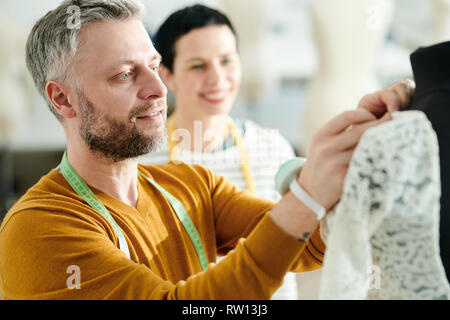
0, 163, 325, 300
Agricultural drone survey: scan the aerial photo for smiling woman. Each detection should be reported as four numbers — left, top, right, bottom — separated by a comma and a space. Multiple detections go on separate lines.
139, 4, 299, 300
163, 25, 241, 122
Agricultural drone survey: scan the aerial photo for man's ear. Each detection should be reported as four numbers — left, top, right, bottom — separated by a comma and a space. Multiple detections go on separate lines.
45, 81, 77, 119
159, 65, 177, 92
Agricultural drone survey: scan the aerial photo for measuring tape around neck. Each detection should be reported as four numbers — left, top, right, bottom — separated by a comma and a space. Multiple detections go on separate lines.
168, 117, 257, 195
60, 150, 131, 259
138, 171, 208, 271
59, 150, 209, 271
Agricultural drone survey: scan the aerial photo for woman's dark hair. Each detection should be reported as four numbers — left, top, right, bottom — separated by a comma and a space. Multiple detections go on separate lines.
154, 4, 237, 72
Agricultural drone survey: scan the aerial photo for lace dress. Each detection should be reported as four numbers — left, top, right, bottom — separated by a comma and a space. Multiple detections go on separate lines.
319, 111, 450, 300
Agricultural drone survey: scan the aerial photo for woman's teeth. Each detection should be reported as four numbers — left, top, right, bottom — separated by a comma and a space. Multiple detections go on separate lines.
204, 93, 226, 100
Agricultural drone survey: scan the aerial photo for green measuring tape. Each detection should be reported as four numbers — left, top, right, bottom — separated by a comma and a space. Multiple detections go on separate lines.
60, 150, 130, 258
59, 150, 208, 271
138, 171, 209, 271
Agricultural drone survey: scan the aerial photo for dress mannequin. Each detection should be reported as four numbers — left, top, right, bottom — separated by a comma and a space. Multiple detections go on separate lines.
0, 13, 32, 142
221, 0, 279, 102
319, 111, 449, 299
299, 0, 394, 298
409, 41, 450, 279
302, 0, 394, 152
431, 0, 450, 44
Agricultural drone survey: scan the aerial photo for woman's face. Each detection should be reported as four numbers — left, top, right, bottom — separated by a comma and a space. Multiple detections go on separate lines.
162, 25, 242, 119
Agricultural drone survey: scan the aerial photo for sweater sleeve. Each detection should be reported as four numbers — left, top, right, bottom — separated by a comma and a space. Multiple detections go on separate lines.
0, 207, 315, 299
208, 166, 325, 270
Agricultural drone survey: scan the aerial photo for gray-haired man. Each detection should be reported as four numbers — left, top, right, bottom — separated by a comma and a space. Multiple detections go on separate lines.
0, 0, 414, 299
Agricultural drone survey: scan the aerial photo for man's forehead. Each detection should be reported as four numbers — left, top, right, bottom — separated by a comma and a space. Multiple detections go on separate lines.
104, 54, 162, 72
81, 19, 148, 41
78, 19, 157, 66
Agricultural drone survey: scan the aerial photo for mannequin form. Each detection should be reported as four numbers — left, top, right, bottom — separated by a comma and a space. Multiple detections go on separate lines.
409, 41, 450, 279
0, 14, 32, 141
299, 0, 394, 298
303, 0, 394, 152
431, 0, 450, 44
319, 111, 449, 299
221, 0, 279, 102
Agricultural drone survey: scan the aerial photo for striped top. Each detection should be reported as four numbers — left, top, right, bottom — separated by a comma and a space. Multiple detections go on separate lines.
140, 119, 299, 299
140, 119, 296, 202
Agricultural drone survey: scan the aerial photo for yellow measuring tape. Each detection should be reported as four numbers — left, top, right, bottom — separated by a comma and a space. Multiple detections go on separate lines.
167, 117, 257, 195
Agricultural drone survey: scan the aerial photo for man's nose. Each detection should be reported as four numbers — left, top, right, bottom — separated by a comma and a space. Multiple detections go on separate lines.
137, 67, 168, 100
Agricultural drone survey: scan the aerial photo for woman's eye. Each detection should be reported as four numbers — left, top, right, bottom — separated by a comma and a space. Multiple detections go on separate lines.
223, 58, 232, 65
191, 64, 204, 70
151, 66, 160, 72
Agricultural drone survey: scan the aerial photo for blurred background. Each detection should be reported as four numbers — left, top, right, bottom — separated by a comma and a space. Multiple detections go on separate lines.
1, 0, 449, 222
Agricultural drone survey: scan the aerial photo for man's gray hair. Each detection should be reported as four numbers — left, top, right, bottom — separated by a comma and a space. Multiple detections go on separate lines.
26, 0, 146, 121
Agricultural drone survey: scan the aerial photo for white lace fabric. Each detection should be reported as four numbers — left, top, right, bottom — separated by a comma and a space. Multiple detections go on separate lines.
319, 111, 450, 300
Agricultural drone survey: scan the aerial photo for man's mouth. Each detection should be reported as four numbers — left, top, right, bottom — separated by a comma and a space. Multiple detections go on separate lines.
136, 110, 163, 120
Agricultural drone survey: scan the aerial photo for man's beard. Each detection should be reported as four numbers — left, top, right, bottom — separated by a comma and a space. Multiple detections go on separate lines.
78, 93, 167, 163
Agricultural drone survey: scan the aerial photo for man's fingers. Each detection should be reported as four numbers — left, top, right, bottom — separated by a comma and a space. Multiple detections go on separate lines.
358, 79, 416, 116
320, 109, 377, 136
388, 79, 416, 111
330, 113, 391, 151
334, 148, 356, 167
357, 89, 399, 117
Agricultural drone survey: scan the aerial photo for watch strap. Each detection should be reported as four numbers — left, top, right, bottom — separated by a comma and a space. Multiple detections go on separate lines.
275, 157, 326, 220
289, 178, 326, 220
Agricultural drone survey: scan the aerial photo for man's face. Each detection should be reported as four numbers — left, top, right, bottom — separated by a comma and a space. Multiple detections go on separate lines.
73, 19, 168, 162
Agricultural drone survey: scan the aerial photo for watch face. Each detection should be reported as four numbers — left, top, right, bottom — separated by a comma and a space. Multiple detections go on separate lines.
275, 157, 307, 195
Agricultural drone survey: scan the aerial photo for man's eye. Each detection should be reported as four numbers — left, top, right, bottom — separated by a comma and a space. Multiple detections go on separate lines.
151, 66, 160, 73
223, 58, 232, 65
119, 72, 133, 80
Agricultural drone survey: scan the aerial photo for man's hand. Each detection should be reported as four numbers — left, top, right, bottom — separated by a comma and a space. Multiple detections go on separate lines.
298, 109, 389, 211
269, 80, 415, 240
298, 79, 416, 211
357, 79, 416, 118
